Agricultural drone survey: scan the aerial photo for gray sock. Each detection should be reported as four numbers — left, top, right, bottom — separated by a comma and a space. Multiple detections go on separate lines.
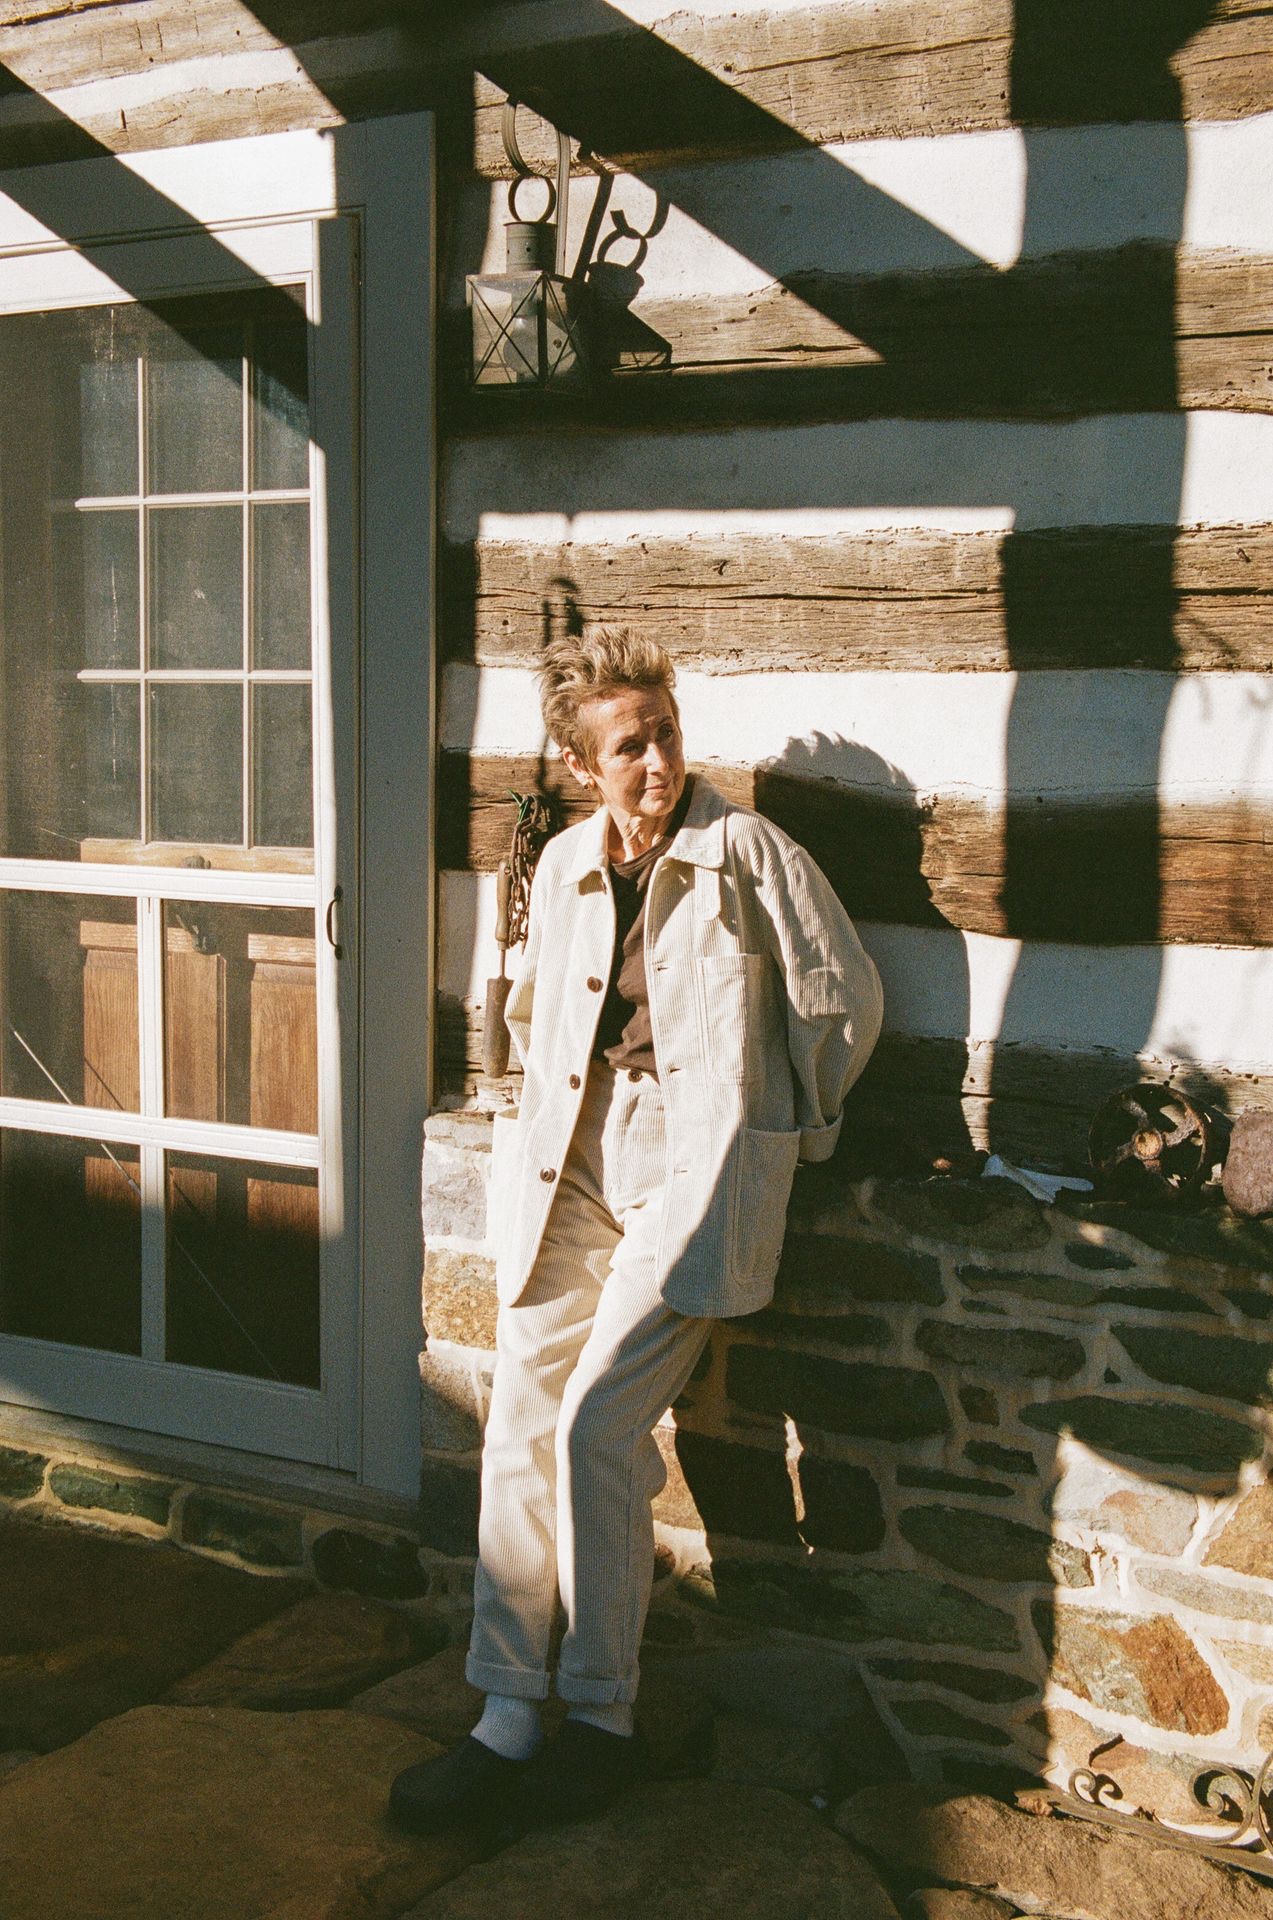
472, 1693, 544, 1760
566, 1701, 634, 1739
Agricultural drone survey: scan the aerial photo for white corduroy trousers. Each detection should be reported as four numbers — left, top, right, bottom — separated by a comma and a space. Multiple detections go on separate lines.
466, 1062, 712, 1706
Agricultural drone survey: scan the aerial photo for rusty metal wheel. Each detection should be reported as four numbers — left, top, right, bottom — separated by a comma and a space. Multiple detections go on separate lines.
1089, 1082, 1214, 1204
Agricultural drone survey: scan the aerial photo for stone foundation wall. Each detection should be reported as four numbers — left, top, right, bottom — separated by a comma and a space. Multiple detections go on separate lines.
0, 1435, 433, 1602
422, 1109, 1273, 1812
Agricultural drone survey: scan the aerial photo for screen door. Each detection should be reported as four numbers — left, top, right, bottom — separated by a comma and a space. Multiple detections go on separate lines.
0, 213, 359, 1468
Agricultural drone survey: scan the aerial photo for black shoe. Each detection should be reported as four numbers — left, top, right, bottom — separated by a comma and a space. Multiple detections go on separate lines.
388, 1735, 528, 1835
518, 1720, 648, 1826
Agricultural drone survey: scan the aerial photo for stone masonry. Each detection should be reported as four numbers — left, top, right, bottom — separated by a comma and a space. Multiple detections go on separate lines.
0, 1446, 430, 1602
422, 1108, 1273, 1815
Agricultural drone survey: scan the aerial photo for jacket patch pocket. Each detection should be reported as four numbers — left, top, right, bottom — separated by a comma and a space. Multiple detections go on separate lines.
697, 952, 765, 1082
731, 1126, 801, 1285
487, 1111, 522, 1266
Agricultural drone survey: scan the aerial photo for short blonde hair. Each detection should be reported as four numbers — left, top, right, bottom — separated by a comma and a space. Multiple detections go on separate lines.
538, 626, 678, 766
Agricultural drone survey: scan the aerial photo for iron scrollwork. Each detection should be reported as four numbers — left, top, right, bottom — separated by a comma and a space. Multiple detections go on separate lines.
1065, 1751, 1273, 1880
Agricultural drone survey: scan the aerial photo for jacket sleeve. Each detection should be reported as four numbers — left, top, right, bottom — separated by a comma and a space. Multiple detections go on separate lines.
758, 837, 884, 1163
503, 845, 551, 1072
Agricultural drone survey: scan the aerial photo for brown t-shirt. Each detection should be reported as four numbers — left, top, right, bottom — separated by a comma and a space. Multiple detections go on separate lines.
593, 778, 695, 1076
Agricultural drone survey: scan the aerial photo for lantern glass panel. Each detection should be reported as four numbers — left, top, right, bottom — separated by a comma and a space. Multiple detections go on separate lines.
543, 279, 588, 389
470, 275, 544, 387
469, 272, 590, 392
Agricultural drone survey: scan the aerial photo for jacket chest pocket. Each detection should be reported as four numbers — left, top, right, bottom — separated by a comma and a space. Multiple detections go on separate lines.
696, 952, 765, 1082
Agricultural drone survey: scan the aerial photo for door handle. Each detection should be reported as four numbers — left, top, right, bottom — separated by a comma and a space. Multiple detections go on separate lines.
325, 885, 344, 960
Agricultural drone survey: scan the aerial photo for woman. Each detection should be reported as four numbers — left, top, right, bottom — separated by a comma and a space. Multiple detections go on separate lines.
392, 627, 882, 1830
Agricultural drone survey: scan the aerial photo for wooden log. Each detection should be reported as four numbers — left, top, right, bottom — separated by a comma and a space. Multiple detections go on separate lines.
607, 251, 1273, 383
461, 1, 1273, 171
0, 2, 393, 90
849, 1031, 1273, 1172
442, 244, 1273, 425
434, 992, 1273, 1171
0, 11, 415, 169
439, 751, 1273, 948
440, 525, 1273, 675
435, 754, 756, 870
0, 1, 1269, 172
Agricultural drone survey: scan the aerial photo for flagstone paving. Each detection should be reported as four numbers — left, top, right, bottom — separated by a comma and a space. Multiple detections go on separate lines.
164, 1589, 441, 1711
3, 1512, 1272, 1919
0, 1511, 306, 1750
0, 1705, 476, 1920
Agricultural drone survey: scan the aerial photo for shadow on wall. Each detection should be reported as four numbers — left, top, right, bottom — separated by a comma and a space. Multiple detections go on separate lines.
437, 0, 1254, 1147
669, 1166, 1273, 1800
435, 0, 1266, 1808
989, 0, 1218, 1158
753, 731, 973, 1174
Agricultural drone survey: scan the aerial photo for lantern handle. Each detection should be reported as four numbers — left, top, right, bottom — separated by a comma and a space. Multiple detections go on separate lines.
500, 99, 574, 279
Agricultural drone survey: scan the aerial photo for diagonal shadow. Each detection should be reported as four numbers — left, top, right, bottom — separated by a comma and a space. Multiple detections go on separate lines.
395, 0, 1216, 1141
0, 0, 1251, 1804
0, 12, 1222, 1220
0, 67, 311, 398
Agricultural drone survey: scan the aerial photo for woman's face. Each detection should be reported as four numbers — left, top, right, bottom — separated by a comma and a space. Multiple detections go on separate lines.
564, 685, 686, 829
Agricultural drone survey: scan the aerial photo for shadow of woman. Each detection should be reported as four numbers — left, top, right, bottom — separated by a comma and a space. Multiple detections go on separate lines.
752, 730, 974, 1174
666, 726, 1269, 1822
664, 730, 976, 1789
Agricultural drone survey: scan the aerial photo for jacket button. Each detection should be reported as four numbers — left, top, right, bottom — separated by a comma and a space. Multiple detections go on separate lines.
540, 1167, 557, 1183
569, 1073, 581, 1089
587, 975, 603, 992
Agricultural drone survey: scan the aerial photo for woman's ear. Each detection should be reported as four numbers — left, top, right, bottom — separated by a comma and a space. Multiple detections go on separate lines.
560, 745, 596, 791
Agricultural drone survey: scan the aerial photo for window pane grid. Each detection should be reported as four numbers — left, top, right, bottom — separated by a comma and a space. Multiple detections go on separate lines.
0, 1095, 320, 1162
70, 490, 310, 508
77, 669, 311, 683
0, 287, 323, 1391
61, 309, 313, 856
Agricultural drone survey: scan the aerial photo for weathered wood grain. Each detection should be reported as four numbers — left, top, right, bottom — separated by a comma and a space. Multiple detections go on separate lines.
439, 751, 1273, 948
462, 0, 1273, 172
435, 993, 1273, 1171
440, 525, 1273, 675
604, 250, 1273, 380
0, 1, 1269, 172
442, 245, 1273, 426
0, 12, 408, 168
435, 755, 755, 871
849, 1031, 1273, 1172
0, 1, 391, 86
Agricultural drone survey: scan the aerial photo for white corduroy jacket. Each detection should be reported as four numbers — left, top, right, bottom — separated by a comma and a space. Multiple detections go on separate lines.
490, 776, 884, 1318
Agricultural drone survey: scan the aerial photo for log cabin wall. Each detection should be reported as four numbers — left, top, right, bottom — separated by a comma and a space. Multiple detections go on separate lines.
424, 0, 1273, 1169
7, 0, 1273, 1812
1, 3, 1271, 1156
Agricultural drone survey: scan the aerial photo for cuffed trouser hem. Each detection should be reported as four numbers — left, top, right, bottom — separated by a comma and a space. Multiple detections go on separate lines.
464, 1655, 553, 1701
554, 1671, 639, 1707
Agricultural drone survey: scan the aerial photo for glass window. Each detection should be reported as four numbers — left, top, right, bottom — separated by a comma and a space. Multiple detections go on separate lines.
252, 502, 310, 670
57, 509, 140, 670
253, 685, 313, 849
150, 505, 243, 670
0, 288, 313, 866
147, 323, 243, 496
0, 1128, 141, 1354
76, 335, 139, 497
149, 683, 243, 845
0, 892, 139, 1113
163, 901, 318, 1133
166, 1152, 319, 1385
252, 316, 310, 491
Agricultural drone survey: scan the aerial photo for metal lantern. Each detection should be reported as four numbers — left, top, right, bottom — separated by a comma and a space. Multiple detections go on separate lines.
468, 109, 591, 393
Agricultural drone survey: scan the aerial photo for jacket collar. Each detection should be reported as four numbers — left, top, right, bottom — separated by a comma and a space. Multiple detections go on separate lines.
562, 774, 727, 885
